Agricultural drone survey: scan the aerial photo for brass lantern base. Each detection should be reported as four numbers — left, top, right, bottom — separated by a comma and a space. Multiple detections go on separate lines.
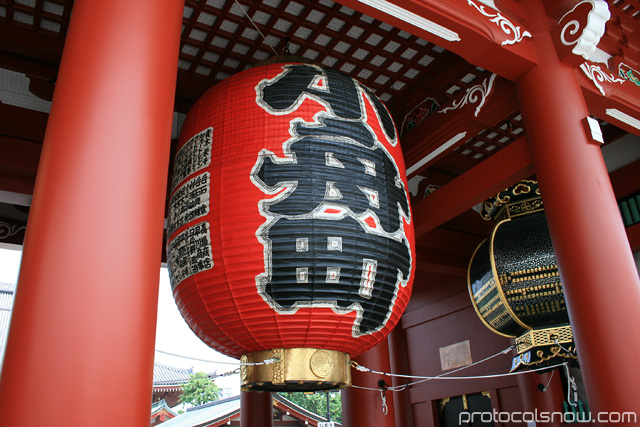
510, 325, 578, 372
240, 348, 351, 392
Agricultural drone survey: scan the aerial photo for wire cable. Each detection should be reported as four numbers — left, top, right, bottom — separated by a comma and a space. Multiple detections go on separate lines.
351, 362, 569, 392
352, 345, 514, 391
155, 349, 273, 366
233, 0, 279, 56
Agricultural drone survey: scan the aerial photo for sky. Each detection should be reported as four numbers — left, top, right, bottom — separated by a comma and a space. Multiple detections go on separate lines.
0, 246, 241, 396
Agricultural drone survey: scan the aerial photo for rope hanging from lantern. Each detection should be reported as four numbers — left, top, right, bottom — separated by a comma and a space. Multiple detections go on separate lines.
564, 363, 580, 408
351, 345, 515, 390
350, 361, 569, 393
539, 368, 556, 392
555, 338, 577, 357
350, 345, 572, 392
155, 349, 275, 366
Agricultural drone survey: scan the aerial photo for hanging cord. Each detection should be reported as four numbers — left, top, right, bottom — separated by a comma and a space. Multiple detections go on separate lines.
351, 362, 569, 392
538, 368, 555, 392
563, 363, 579, 407
352, 345, 515, 391
155, 349, 274, 366
351, 343, 569, 392
554, 338, 577, 356
152, 367, 241, 385
378, 380, 389, 415
233, 0, 279, 56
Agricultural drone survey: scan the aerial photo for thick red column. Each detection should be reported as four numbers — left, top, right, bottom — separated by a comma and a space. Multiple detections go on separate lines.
241, 391, 273, 427
517, 370, 565, 425
343, 338, 396, 427
388, 326, 415, 427
0, 1, 183, 426
516, 32, 640, 415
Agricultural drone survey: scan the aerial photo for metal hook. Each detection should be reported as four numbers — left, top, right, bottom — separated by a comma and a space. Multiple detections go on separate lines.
284, 37, 291, 55
378, 379, 389, 416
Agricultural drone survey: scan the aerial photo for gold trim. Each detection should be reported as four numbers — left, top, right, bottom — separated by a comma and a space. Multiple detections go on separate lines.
240, 355, 248, 380
438, 397, 451, 417
481, 180, 542, 221
515, 325, 573, 354
462, 394, 469, 410
505, 197, 544, 219
490, 218, 533, 331
241, 348, 350, 392
531, 346, 578, 365
481, 390, 491, 398
467, 239, 514, 338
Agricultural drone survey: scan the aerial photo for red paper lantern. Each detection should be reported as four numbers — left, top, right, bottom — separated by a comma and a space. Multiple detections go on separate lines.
167, 62, 415, 390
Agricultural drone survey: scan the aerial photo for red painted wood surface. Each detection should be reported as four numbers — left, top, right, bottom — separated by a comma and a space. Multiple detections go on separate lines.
516, 30, 640, 415
343, 337, 396, 427
241, 391, 273, 427
0, 1, 183, 426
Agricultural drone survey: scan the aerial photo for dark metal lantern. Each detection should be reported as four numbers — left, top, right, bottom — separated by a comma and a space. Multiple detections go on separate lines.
467, 180, 577, 371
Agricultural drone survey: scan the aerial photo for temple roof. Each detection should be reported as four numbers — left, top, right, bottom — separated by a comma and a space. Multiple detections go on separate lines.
153, 362, 194, 388
151, 399, 179, 418
156, 394, 340, 427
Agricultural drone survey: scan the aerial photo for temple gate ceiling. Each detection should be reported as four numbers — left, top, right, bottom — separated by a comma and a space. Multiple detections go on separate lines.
1, 0, 640, 273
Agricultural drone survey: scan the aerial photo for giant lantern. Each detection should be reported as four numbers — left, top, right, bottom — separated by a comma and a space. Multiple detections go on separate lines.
166, 60, 415, 392
467, 181, 578, 372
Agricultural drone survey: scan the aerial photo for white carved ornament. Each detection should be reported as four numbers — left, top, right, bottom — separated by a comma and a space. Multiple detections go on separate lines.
559, 0, 610, 61
0, 221, 26, 239
580, 62, 625, 96
467, 0, 531, 46
439, 73, 497, 117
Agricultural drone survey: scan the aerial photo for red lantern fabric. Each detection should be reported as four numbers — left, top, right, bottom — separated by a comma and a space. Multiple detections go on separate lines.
167, 63, 415, 359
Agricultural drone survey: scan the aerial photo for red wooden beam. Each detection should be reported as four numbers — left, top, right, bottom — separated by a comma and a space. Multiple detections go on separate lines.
335, 0, 537, 80
610, 158, 640, 199
411, 136, 534, 237
0, 136, 41, 194
0, 103, 48, 143
577, 62, 640, 137
415, 252, 468, 277
402, 75, 519, 177
0, 21, 65, 66
627, 222, 640, 252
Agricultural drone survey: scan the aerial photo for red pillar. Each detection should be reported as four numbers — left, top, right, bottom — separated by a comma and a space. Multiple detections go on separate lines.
343, 338, 396, 427
388, 326, 415, 427
516, 32, 640, 415
241, 391, 273, 427
517, 370, 565, 425
0, 1, 183, 426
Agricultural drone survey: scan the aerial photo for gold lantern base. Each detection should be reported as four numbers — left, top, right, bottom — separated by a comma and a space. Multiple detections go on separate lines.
515, 325, 574, 354
240, 348, 351, 392
510, 325, 578, 372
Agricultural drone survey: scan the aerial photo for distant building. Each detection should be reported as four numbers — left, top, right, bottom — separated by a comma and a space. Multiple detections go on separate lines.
152, 363, 194, 408
0, 282, 16, 365
152, 362, 230, 408
151, 399, 178, 426
156, 394, 341, 427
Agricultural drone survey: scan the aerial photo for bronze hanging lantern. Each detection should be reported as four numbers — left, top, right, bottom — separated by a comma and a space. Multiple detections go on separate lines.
467, 180, 578, 371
